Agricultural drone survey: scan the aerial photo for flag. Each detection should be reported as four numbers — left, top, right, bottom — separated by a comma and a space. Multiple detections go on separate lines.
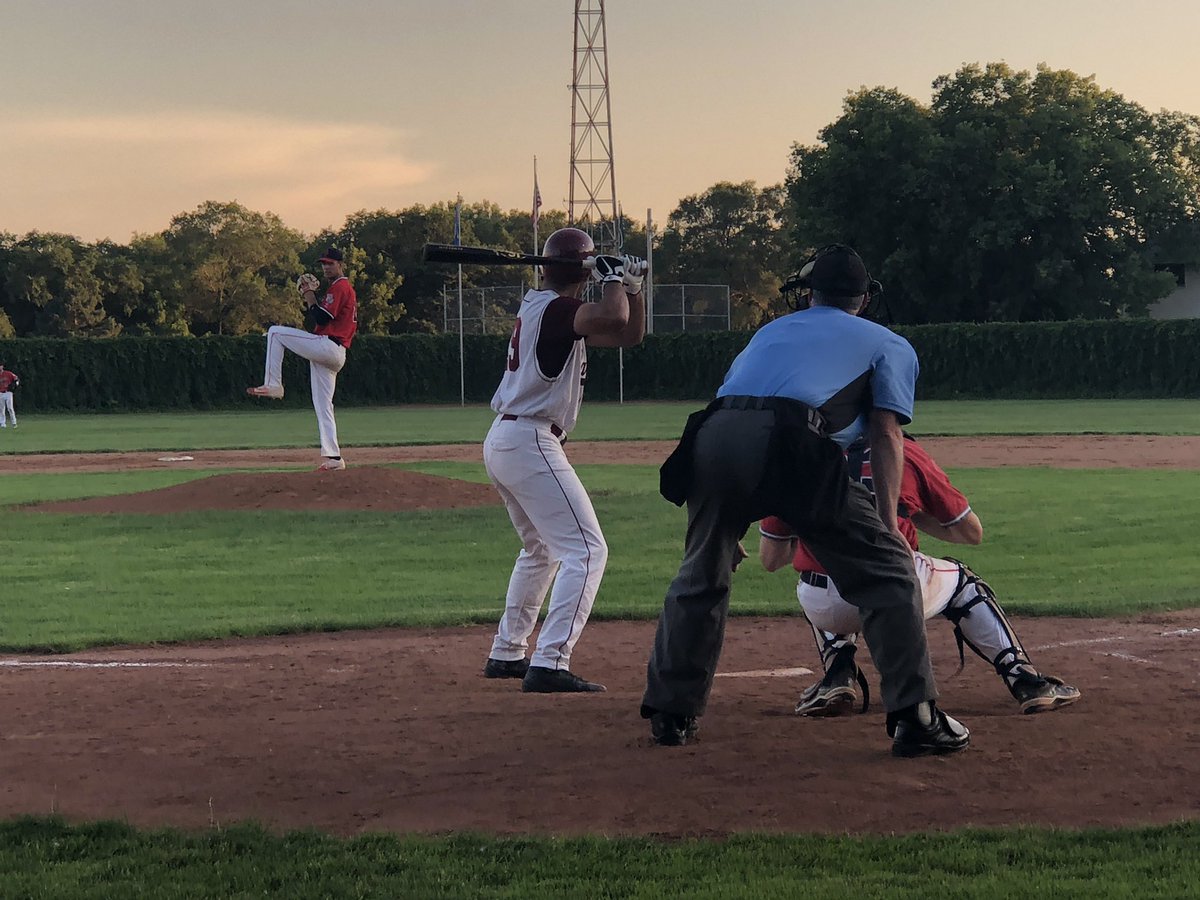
452, 196, 462, 246
532, 160, 542, 231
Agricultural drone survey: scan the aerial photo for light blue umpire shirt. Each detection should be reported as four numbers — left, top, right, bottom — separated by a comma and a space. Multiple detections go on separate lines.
716, 305, 919, 448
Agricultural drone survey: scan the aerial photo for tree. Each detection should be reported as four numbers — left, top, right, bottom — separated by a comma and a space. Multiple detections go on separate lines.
2, 233, 120, 336
787, 64, 1199, 322
120, 233, 191, 336
654, 181, 790, 328
163, 201, 305, 335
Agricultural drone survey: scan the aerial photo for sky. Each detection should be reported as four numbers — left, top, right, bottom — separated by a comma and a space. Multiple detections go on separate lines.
4, 0, 1200, 243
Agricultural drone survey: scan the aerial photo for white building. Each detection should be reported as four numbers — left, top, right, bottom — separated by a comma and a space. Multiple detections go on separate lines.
1148, 264, 1200, 319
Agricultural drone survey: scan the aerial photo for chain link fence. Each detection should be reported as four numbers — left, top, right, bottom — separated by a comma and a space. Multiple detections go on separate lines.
649, 284, 730, 333
442, 285, 528, 335
442, 283, 731, 334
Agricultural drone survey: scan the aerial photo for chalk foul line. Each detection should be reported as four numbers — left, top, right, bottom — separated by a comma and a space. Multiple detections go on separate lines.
0, 660, 209, 669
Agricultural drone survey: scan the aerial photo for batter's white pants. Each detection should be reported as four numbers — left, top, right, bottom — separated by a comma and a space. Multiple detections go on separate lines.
484, 415, 608, 671
798, 552, 1016, 665
0, 392, 13, 426
261, 326, 346, 458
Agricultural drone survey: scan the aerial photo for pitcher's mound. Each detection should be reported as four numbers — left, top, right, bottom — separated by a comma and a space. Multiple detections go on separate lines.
30, 467, 501, 515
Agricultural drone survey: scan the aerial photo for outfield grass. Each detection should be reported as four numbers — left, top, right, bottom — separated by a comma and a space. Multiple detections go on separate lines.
4, 817, 1197, 899
3, 463, 1198, 652
1, 398, 1199, 454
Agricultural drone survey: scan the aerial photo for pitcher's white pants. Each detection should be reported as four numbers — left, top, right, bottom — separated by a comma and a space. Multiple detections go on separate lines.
0, 391, 14, 426
262, 326, 345, 458
798, 552, 1015, 664
484, 415, 608, 671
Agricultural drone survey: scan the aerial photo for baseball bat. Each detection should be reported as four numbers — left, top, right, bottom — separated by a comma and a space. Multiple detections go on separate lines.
422, 243, 648, 274
422, 243, 590, 268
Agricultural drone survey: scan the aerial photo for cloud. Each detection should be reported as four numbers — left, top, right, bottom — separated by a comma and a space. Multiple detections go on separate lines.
3, 111, 437, 240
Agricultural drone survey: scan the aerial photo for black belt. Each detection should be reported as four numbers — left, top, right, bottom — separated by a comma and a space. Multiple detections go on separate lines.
799, 570, 829, 589
327, 335, 344, 346
717, 395, 775, 411
716, 395, 826, 434
501, 414, 564, 439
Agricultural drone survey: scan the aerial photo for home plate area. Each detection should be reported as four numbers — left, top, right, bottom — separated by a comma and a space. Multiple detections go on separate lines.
1, 611, 1197, 837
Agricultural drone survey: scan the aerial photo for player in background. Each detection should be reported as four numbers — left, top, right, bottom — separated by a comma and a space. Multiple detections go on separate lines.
760, 434, 1081, 716
247, 247, 357, 471
483, 227, 646, 693
0, 363, 20, 428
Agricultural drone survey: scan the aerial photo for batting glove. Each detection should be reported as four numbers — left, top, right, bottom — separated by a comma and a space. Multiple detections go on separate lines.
591, 255, 625, 285
620, 255, 646, 292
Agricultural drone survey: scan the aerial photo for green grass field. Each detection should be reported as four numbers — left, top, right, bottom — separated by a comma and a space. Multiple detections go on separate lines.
3, 462, 1200, 651
2, 398, 1200, 454
2, 401, 1197, 897
5, 818, 1198, 900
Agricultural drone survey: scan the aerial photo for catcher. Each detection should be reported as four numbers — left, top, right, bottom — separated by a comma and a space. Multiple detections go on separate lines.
759, 433, 1082, 717
247, 247, 357, 471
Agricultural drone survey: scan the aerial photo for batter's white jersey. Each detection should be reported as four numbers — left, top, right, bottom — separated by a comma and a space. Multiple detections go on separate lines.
490, 289, 586, 434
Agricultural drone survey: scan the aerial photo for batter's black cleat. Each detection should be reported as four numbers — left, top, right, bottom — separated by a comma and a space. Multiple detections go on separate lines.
887, 701, 970, 758
649, 711, 699, 746
483, 657, 530, 679
521, 666, 607, 693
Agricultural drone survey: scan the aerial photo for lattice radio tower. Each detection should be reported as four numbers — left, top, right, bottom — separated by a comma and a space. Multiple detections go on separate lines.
569, 1, 621, 253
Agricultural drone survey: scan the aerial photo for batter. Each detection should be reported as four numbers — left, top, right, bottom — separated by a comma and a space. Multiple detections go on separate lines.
482, 227, 646, 693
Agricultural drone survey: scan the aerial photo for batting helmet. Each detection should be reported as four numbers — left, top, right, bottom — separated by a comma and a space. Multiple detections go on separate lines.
541, 227, 595, 286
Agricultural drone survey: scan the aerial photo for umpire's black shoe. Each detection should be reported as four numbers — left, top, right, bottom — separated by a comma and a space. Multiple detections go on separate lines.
521, 666, 607, 693
887, 701, 970, 758
648, 711, 699, 747
483, 657, 530, 679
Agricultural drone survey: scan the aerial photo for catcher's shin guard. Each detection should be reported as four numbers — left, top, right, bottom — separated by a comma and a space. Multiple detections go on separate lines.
796, 624, 870, 715
939, 558, 1060, 704
940, 558, 1026, 671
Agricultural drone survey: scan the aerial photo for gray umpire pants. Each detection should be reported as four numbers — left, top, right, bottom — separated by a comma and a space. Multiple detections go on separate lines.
642, 407, 937, 717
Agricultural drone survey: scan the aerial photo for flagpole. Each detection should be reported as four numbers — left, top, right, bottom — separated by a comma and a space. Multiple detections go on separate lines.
455, 195, 465, 407
458, 261, 464, 407
532, 156, 542, 288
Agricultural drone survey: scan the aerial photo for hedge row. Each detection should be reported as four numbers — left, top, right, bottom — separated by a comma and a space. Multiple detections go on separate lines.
1, 319, 1198, 412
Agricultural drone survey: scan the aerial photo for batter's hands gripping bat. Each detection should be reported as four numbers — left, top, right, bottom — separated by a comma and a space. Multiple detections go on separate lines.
422, 243, 648, 275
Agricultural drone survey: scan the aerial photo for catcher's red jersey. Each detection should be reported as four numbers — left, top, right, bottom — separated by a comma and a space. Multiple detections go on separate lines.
761, 436, 971, 572
314, 277, 357, 349
0, 370, 17, 392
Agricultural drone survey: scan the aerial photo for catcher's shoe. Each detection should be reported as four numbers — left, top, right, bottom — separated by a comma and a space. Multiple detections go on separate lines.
648, 711, 699, 747
484, 657, 530, 679
246, 385, 284, 399
1010, 673, 1082, 714
795, 645, 868, 717
521, 666, 606, 693
888, 701, 970, 758
315, 457, 346, 471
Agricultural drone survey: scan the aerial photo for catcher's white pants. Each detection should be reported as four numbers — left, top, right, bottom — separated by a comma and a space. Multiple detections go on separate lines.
0, 392, 14, 426
484, 415, 608, 671
798, 552, 1015, 663
261, 326, 346, 458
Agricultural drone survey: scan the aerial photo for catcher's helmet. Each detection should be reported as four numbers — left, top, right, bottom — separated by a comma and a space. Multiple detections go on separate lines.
541, 227, 594, 286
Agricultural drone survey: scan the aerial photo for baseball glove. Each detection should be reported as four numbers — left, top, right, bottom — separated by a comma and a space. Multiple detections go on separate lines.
296, 273, 320, 297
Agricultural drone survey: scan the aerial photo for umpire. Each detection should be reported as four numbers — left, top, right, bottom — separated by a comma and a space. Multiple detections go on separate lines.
642, 244, 970, 757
